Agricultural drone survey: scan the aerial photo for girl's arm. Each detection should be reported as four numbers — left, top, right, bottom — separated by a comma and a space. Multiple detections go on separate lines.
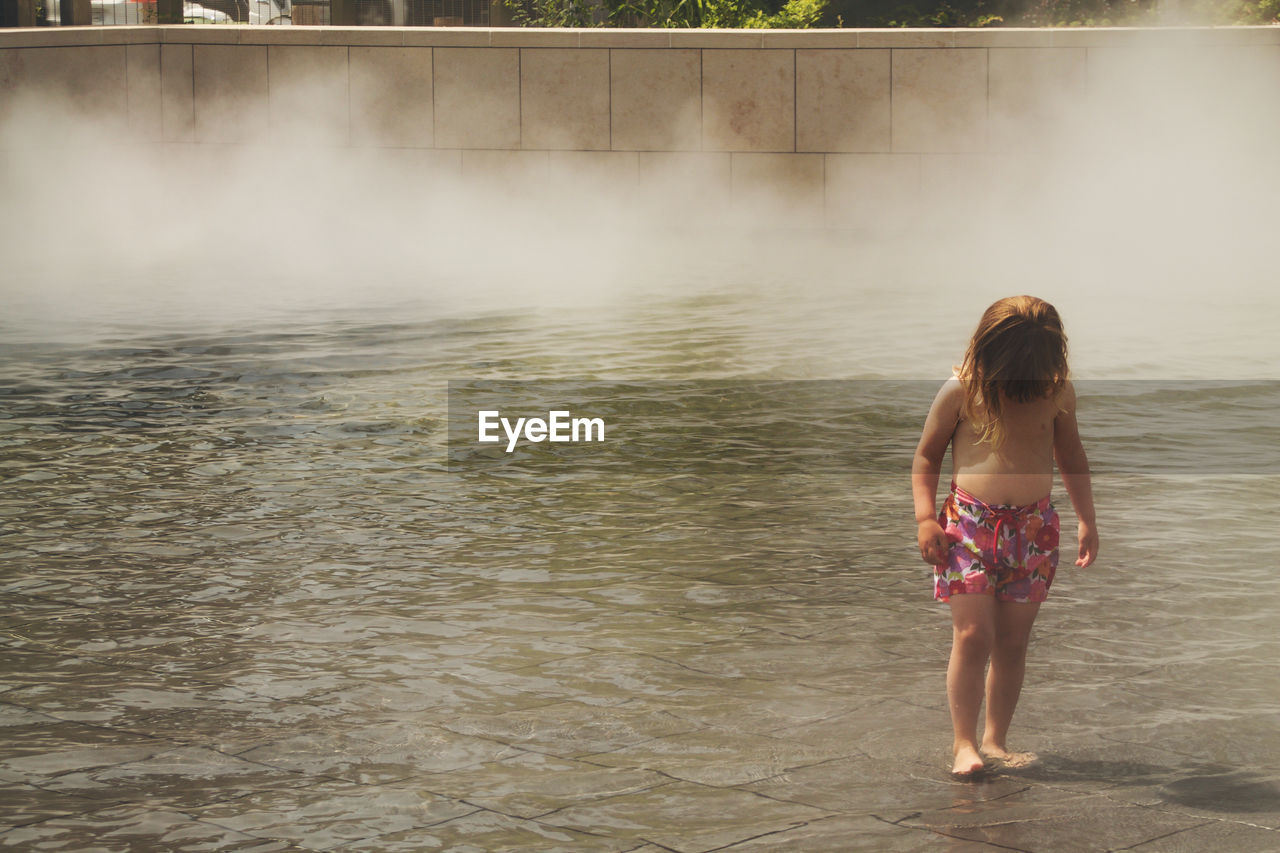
1053, 381, 1099, 567
913, 379, 962, 564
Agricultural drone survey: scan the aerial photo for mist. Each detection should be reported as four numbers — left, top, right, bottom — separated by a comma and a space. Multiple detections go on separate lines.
2, 36, 1278, 380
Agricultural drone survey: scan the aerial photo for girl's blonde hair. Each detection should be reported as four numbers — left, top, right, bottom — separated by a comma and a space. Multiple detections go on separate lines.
957, 295, 1069, 447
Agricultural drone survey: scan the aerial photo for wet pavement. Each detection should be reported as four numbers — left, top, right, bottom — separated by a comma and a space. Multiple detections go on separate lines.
2, 300, 1279, 851
4, 557, 1279, 852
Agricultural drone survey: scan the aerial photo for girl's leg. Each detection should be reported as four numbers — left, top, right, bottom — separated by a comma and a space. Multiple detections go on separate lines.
981, 599, 1041, 763
946, 593, 995, 776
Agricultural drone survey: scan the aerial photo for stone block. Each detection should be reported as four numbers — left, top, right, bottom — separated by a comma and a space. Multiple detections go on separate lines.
520, 48, 609, 151
167, 26, 239, 45
461, 148, 550, 184
670, 31, 762, 49
106, 28, 161, 46
762, 31, 860, 49
824, 152, 921, 232
160, 43, 194, 143
1049, 28, 1150, 48
548, 149, 640, 187
350, 46, 433, 148
730, 152, 825, 228
546, 150, 642, 216
918, 152, 1013, 225
637, 151, 732, 218
267, 45, 349, 145
193, 44, 268, 144
702, 49, 794, 153
796, 48, 890, 153
891, 47, 987, 153
402, 29, 489, 47
319, 27, 405, 47
0, 45, 128, 136
491, 30, 579, 48
126, 43, 162, 142
376, 146, 463, 177
1, 30, 104, 46
434, 47, 520, 150
859, 30, 955, 48
988, 47, 1087, 153
580, 30, 671, 48
610, 48, 701, 152
239, 29, 322, 46
1086, 43, 1280, 156
953, 28, 1054, 48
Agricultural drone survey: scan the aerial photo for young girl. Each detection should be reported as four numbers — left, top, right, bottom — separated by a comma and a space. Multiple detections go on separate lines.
912, 295, 1098, 779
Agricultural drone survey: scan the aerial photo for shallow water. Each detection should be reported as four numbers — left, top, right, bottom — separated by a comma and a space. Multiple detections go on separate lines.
3, 235, 1279, 850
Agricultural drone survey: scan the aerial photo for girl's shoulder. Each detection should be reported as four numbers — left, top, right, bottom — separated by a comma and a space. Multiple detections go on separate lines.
941, 372, 965, 400
1053, 378, 1078, 413
932, 375, 966, 420
937, 373, 964, 396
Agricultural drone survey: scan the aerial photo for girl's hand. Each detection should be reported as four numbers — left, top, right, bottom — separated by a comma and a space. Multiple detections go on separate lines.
1075, 520, 1099, 567
918, 519, 947, 565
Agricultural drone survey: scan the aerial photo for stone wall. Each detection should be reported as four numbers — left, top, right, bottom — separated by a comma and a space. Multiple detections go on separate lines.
2, 26, 1278, 227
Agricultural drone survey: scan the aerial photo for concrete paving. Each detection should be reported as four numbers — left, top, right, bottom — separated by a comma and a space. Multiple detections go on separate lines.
3, 570, 1279, 852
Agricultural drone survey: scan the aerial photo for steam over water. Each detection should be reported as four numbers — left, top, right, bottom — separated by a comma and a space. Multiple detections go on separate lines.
2, 39, 1279, 845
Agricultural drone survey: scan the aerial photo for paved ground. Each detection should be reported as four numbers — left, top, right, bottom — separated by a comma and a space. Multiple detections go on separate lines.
4, 562, 1279, 853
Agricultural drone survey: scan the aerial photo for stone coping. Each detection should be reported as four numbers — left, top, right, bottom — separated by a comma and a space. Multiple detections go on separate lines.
1, 24, 1278, 49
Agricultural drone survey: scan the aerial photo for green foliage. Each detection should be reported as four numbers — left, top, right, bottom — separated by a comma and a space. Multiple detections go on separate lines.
1251, 0, 1280, 20
1024, 0, 1277, 25
507, 0, 1276, 27
874, 0, 1013, 26
510, 0, 828, 27
1199, 0, 1279, 23
829, 0, 1276, 25
743, 0, 827, 26
607, 0, 718, 27
504, 0, 598, 26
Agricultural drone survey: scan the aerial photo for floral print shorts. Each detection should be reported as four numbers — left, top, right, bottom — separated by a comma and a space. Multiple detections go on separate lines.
934, 482, 1059, 603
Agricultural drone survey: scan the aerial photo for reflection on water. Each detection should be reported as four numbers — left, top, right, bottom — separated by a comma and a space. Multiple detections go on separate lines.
2, 258, 1279, 846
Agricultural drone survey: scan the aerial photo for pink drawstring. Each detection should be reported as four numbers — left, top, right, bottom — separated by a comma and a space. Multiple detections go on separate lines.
989, 509, 1024, 573
951, 482, 1034, 572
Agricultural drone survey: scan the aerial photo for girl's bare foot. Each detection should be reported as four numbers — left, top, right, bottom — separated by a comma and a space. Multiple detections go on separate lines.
951, 743, 986, 778
980, 744, 1038, 768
